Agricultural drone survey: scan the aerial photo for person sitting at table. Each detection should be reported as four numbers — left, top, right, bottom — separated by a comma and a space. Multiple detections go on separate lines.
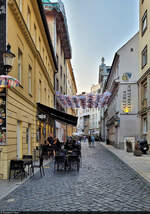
47, 134, 54, 158
53, 137, 62, 156
47, 133, 54, 145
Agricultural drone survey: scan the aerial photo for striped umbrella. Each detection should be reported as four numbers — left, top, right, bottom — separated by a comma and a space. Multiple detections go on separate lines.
0, 75, 20, 88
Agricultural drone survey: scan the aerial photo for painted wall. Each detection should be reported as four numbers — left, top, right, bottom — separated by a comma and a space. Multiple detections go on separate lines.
0, 0, 56, 179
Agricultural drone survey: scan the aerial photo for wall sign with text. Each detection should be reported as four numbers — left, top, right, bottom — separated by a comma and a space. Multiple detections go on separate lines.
121, 85, 132, 113
0, 88, 6, 144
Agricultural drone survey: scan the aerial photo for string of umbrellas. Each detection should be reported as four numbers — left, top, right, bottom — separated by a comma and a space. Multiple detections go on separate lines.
56, 91, 111, 109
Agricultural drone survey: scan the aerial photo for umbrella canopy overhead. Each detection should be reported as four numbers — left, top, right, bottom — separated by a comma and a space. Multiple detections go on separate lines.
0, 75, 20, 88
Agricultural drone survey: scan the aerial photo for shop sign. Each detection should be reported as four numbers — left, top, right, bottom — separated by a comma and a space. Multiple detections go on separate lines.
0, 88, 6, 145
121, 85, 132, 113
38, 114, 46, 120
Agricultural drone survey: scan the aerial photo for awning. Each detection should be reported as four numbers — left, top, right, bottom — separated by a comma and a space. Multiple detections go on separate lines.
37, 103, 78, 126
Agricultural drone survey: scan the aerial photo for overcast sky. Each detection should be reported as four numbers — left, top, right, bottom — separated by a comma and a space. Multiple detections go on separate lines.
63, 0, 139, 94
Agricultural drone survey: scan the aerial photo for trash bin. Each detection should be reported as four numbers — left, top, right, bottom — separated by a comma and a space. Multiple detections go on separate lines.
126, 141, 132, 152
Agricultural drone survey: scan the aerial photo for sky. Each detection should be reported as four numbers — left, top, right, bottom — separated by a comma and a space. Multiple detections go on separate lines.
62, 0, 139, 94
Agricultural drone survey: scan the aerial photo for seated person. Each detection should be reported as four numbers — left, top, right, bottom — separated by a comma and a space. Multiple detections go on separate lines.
47, 133, 54, 146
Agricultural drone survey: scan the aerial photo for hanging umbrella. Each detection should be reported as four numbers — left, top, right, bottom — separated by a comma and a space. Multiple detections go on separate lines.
0, 75, 20, 88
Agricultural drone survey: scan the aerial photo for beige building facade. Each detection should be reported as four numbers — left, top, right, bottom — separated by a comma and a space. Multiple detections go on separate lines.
138, 0, 150, 143
0, 0, 57, 179
66, 60, 77, 136
43, 0, 72, 141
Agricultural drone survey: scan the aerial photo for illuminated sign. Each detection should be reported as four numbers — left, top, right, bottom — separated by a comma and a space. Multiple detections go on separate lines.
121, 85, 132, 113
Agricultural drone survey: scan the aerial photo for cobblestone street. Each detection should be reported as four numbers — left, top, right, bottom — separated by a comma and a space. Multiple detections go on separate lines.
1, 142, 150, 212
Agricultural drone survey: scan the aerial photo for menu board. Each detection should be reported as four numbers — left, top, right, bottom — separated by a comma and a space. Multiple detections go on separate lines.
0, 88, 6, 144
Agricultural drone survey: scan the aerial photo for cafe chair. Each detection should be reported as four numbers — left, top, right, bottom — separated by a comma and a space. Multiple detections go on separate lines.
67, 154, 80, 171
54, 153, 66, 172
22, 155, 33, 176
9, 160, 25, 181
32, 155, 45, 177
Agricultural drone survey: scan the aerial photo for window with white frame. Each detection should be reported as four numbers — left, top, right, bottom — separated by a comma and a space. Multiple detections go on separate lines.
142, 45, 147, 68
18, 49, 22, 83
141, 10, 147, 36
28, 65, 32, 94
143, 117, 148, 134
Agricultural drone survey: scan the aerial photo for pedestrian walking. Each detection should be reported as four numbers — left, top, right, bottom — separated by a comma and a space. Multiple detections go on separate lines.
88, 135, 91, 146
83, 135, 86, 143
91, 135, 95, 147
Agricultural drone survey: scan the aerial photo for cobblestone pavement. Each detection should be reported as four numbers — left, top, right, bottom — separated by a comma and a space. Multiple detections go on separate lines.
1, 142, 150, 212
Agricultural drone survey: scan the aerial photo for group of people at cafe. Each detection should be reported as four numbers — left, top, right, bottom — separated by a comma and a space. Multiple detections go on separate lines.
41, 134, 61, 158
41, 134, 81, 158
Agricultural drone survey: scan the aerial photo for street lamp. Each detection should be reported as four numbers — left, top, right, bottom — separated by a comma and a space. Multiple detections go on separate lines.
2, 44, 15, 75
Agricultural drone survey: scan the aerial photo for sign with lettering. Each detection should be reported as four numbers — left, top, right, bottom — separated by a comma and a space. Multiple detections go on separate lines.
38, 114, 46, 120
121, 85, 132, 113
0, 87, 6, 144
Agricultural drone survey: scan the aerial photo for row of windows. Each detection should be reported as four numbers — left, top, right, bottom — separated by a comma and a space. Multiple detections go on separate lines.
17, 0, 53, 79
18, 49, 32, 95
56, 52, 66, 93
38, 80, 53, 106
56, 78, 66, 93
18, 48, 52, 106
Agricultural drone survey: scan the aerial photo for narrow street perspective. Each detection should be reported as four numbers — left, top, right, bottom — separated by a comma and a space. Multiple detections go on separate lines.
1, 141, 150, 212
1, 0, 150, 212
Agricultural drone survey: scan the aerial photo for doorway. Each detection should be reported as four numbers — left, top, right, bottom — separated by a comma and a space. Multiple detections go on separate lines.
17, 121, 21, 159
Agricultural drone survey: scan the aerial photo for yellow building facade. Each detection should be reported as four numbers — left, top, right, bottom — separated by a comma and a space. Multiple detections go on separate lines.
138, 0, 150, 142
0, 0, 57, 179
66, 60, 77, 136
43, 0, 73, 141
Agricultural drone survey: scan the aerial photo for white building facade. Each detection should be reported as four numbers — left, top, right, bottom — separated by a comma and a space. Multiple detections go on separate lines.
89, 84, 101, 136
104, 33, 140, 149
99, 58, 111, 141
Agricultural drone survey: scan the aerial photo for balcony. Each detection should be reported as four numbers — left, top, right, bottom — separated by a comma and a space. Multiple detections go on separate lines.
141, 98, 147, 109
